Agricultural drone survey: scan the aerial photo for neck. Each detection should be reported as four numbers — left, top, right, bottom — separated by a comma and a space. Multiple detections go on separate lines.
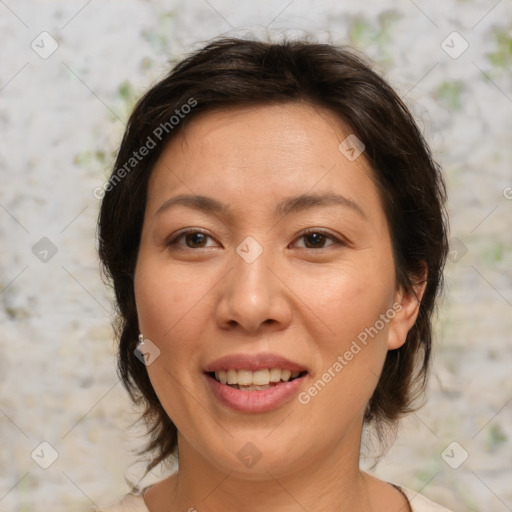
147, 419, 378, 512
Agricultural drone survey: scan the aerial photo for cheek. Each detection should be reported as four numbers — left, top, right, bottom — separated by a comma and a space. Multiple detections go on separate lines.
302, 260, 395, 348
134, 256, 208, 426
296, 260, 395, 417
299, 259, 395, 407
134, 254, 205, 340
133, 253, 216, 400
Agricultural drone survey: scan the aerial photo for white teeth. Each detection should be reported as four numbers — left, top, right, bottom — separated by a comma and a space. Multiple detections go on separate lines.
281, 369, 292, 381
254, 384, 270, 390
213, 368, 302, 386
269, 368, 281, 382
253, 369, 270, 385
227, 369, 238, 384
241, 384, 272, 391
237, 369, 252, 386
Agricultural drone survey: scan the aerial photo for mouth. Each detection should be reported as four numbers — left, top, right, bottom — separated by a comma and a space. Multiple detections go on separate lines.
203, 353, 309, 412
206, 368, 308, 391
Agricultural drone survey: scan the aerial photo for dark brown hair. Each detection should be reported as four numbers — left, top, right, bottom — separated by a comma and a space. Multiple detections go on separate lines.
98, 37, 449, 470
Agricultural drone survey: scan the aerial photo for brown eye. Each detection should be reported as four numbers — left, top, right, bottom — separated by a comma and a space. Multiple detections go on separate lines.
304, 232, 328, 248
294, 230, 340, 249
167, 230, 218, 250
184, 232, 208, 248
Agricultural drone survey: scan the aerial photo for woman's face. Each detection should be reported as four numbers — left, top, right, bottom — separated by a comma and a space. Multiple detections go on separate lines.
134, 103, 420, 479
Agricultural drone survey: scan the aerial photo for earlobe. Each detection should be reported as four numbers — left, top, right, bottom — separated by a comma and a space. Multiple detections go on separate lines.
387, 265, 428, 350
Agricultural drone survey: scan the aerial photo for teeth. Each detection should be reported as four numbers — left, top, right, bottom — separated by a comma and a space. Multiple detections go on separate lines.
214, 368, 302, 386
281, 369, 292, 381
253, 369, 269, 385
238, 369, 252, 386
269, 368, 281, 382
241, 384, 272, 391
227, 369, 238, 385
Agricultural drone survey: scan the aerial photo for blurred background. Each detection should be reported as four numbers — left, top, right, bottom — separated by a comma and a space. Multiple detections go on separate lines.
1, 1, 511, 511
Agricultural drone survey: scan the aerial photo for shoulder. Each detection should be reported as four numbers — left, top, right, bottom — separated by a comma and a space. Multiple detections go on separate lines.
399, 486, 455, 512
93, 492, 149, 512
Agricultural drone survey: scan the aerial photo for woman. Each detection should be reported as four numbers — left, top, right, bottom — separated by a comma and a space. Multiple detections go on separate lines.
96, 37, 451, 511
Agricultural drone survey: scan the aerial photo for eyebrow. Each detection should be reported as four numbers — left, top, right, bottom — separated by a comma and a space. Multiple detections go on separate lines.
155, 192, 367, 220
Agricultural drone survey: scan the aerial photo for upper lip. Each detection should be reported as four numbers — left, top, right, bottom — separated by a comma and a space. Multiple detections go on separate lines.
204, 353, 308, 373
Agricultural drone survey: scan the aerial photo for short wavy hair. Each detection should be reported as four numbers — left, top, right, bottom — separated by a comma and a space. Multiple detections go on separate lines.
98, 37, 449, 471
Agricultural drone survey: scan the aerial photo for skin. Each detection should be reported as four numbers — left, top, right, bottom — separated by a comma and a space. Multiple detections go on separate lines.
134, 103, 426, 512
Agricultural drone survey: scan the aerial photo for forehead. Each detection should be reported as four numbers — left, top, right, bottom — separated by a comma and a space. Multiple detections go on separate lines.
146, 103, 385, 225
161, 103, 362, 170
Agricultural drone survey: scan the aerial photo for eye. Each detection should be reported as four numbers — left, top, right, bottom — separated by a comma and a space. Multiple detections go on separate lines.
293, 230, 342, 249
167, 230, 219, 249
166, 229, 343, 251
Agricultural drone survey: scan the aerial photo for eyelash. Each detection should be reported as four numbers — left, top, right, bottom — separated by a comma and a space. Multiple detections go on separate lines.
166, 229, 345, 251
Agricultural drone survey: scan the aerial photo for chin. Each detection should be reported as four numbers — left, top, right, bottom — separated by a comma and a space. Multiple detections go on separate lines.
201, 435, 302, 480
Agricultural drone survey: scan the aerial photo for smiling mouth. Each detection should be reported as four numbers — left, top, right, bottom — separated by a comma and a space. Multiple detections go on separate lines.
207, 368, 307, 391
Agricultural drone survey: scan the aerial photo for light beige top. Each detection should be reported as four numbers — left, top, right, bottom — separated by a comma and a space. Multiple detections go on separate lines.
94, 485, 454, 511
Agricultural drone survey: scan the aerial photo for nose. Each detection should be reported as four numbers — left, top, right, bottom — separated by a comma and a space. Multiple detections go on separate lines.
215, 246, 292, 334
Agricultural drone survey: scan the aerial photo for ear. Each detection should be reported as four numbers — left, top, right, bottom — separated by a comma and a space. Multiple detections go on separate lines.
387, 263, 428, 350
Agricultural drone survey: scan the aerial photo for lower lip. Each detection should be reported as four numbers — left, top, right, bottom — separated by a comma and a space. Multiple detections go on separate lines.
205, 373, 306, 413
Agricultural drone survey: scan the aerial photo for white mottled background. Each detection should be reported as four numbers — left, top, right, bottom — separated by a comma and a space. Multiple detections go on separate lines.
1, 1, 511, 511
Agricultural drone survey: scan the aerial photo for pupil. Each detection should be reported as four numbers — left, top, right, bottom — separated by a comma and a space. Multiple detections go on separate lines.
306, 233, 324, 248
187, 233, 206, 247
